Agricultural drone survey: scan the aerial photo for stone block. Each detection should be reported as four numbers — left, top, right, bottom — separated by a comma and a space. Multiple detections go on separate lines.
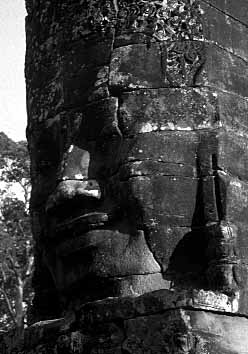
217, 130, 248, 181
25, 0, 248, 345
118, 160, 197, 180
218, 90, 248, 135
26, 1, 61, 45
63, 40, 113, 105
64, 65, 109, 107
114, 33, 155, 48
205, 0, 248, 26
163, 40, 206, 86
53, 229, 160, 291
78, 97, 119, 141
61, 1, 116, 43
109, 41, 207, 91
121, 175, 199, 226
123, 310, 192, 354
25, 39, 61, 90
236, 222, 248, 264
64, 40, 112, 76
124, 309, 248, 353
80, 289, 178, 325
27, 80, 64, 124
221, 175, 248, 224
144, 225, 193, 276
201, 1, 248, 61
196, 44, 248, 98
237, 267, 248, 316
188, 309, 248, 353
110, 40, 248, 98
109, 43, 165, 91
112, 273, 171, 297
120, 132, 199, 167
63, 41, 113, 106
119, 88, 218, 135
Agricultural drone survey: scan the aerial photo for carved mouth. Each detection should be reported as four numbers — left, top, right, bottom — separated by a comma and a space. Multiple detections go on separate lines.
54, 210, 120, 238
56, 212, 108, 232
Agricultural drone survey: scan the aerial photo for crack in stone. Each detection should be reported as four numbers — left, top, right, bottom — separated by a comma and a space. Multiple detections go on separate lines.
119, 174, 197, 182
205, 39, 248, 65
108, 85, 248, 103
212, 154, 224, 220
81, 304, 248, 325
102, 272, 164, 280
200, 0, 248, 29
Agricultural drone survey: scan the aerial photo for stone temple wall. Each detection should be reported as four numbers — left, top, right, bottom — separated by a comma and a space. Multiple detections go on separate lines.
2, 0, 248, 353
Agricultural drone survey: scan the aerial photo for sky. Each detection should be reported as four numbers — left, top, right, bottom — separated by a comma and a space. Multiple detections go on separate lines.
0, 1, 27, 142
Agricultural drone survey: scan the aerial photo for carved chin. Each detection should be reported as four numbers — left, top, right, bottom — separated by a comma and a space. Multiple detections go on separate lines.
51, 229, 161, 292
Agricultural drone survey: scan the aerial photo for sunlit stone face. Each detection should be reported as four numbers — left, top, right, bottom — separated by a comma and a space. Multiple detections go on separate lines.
41, 95, 173, 303
27, 0, 248, 316
30, 40, 229, 309
36, 85, 219, 306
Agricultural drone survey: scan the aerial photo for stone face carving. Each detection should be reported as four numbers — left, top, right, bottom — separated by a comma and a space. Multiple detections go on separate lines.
24, 0, 248, 352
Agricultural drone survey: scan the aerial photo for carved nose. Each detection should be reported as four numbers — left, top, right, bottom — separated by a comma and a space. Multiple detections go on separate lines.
46, 179, 101, 213
46, 144, 101, 213
59, 144, 92, 181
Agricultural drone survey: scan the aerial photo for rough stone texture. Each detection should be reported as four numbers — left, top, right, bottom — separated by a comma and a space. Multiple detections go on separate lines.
203, 0, 248, 26
19, 0, 248, 353
200, 1, 248, 61
3, 290, 248, 353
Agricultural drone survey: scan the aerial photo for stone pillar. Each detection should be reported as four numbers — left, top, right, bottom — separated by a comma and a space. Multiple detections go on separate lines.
23, 0, 248, 352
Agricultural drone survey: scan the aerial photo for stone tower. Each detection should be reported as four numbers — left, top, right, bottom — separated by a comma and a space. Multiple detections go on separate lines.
20, 0, 248, 352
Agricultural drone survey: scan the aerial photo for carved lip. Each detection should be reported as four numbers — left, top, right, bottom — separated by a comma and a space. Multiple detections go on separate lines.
55, 211, 113, 236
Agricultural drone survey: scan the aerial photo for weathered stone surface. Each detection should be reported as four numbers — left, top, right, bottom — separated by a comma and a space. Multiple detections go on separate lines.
78, 97, 119, 141
121, 175, 199, 225
110, 41, 248, 97
120, 131, 199, 166
119, 88, 218, 134
61, 0, 204, 43
220, 175, 248, 224
201, 1, 248, 61
197, 44, 248, 97
204, 0, 248, 26
217, 130, 248, 181
52, 229, 161, 291
3, 294, 248, 353
109, 43, 165, 90
64, 65, 110, 107
109, 41, 206, 90
23, 0, 248, 352
217, 91, 248, 135
118, 160, 197, 180
189, 309, 248, 353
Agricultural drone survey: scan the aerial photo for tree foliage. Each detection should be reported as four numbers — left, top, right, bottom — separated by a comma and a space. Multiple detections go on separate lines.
0, 132, 33, 333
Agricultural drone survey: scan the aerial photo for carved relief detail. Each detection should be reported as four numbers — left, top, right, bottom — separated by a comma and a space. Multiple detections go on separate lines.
70, 0, 203, 41
205, 222, 240, 294
165, 41, 205, 86
116, 0, 203, 41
